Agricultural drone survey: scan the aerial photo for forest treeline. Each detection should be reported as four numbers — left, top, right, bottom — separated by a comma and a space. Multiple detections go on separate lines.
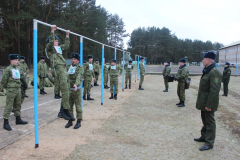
128, 27, 224, 64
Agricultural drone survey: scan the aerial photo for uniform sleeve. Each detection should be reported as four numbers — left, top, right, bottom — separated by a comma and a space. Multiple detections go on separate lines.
83, 64, 87, 77
26, 64, 29, 74
175, 68, 187, 80
74, 67, 83, 86
20, 74, 28, 89
118, 65, 123, 75
1, 69, 9, 88
140, 63, 144, 74
60, 37, 70, 51
37, 63, 41, 76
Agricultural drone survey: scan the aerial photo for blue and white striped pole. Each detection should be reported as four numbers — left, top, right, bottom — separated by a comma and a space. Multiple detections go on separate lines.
33, 19, 39, 148
101, 45, 104, 105
80, 36, 83, 109
122, 52, 125, 91
235, 64, 238, 77
135, 55, 136, 82
137, 56, 139, 80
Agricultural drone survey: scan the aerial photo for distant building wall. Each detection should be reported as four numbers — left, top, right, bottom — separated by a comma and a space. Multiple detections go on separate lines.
219, 44, 240, 64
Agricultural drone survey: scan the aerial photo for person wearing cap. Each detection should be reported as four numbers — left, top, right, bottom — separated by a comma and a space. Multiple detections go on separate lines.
65, 53, 84, 129
175, 58, 189, 107
45, 24, 75, 121
19, 56, 29, 98
124, 60, 134, 89
1, 54, 28, 131
194, 52, 222, 151
109, 59, 123, 100
104, 60, 110, 89
93, 58, 100, 86
37, 56, 48, 95
139, 57, 145, 90
83, 55, 96, 100
222, 62, 231, 96
162, 61, 171, 92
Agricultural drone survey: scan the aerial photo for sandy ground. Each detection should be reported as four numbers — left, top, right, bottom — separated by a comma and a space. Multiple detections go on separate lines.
0, 74, 240, 159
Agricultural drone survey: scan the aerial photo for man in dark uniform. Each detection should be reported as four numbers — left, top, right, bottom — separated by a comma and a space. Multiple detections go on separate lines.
162, 61, 171, 92
194, 52, 222, 151
222, 62, 231, 96
175, 59, 189, 107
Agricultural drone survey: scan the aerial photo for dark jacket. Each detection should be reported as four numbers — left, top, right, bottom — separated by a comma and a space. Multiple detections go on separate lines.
222, 67, 231, 83
196, 63, 222, 111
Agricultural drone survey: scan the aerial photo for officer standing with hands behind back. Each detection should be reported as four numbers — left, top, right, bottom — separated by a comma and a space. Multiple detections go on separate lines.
222, 62, 231, 97
139, 57, 145, 90
162, 61, 171, 92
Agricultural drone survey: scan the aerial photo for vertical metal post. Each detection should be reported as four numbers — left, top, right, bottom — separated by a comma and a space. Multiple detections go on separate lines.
80, 36, 83, 109
114, 49, 116, 94
101, 45, 104, 105
129, 53, 130, 60
235, 64, 238, 77
145, 58, 147, 75
33, 19, 39, 148
138, 56, 139, 80
135, 55, 136, 82
122, 52, 125, 91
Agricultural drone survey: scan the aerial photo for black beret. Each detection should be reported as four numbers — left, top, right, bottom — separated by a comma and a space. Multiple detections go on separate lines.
129, 60, 133, 63
95, 58, 99, 61
41, 56, 45, 60
166, 61, 170, 64
9, 54, 19, 60
105, 60, 109, 63
83, 60, 87, 63
20, 56, 25, 60
140, 57, 144, 60
46, 35, 59, 43
87, 55, 93, 59
71, 53, 80, 61
179, 59, 186, 63
203, 52, 216, 60
225, 62, 230, 66
112, 59, 117, 63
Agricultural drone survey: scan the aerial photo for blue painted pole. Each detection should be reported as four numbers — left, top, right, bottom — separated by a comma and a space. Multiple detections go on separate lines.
129, 53, 130, 61
235, 64, 238, 77
114, 49, 116, 94
145, 58, 147, 75
122, 52, 125, 91
101, 45, 104, 105
135, 56, 137, 82
80, 36, 83, 109
138, 56, 139, 80
33, 19, 39, 148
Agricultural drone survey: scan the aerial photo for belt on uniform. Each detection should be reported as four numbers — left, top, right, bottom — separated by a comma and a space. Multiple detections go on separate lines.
111, 75, 117, 78
70, 86, 81, 90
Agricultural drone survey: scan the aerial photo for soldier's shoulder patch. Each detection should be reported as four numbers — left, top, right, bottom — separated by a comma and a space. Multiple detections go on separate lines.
215, 78, 219, 83
4, 75, 8, 78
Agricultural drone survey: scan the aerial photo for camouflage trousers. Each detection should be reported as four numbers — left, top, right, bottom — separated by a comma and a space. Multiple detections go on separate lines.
164, 77, 169, 90
110, 76, 118, 94
55, 65, 70, 110
54, 75, 60, 94
125, 72, 132, 85
21, 84, 25, 104
69, 89, 82, 120
104, 73, 109, 85
139, 74, 144, 86
39, 77, 45, 90
83, 76, 92, 95
177, 81, 185, 101
3, 88, 21, 119
94, 72, 99, 84
223, 83, 229, 96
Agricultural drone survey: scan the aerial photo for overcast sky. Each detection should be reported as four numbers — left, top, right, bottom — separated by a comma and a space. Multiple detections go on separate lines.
96, 0, 240, 48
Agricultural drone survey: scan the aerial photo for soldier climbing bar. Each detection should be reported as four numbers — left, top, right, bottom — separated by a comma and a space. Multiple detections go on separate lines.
33, 19, 131, 148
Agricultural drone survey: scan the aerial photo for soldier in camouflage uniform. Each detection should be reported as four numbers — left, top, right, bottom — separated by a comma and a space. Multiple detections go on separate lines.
51, 69, 61, 99
162, 61, 171, 92
82, 60, 87, 88
109, 59, 123, 100
93, 59, 100, 86
83, 55, 96, 100
1, 54, 28, 131
37, 56, 48, 95
104, 60, 110, 89
19, 56, 29, 98
194, 52, 222, 151
175, 59, 189, 107
124, 60, 134, 89
65, 53, 84, 129
45, 24, 75, 121
139, 57, 145, 90
222, 62, 231, 96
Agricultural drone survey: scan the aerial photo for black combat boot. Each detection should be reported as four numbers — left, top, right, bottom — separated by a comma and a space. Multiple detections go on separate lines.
94, 83, 99, 86
107, 85, 110, 89
139, 85, 144, 90
87, 95, 94, 100
65, 120, 73, 128
55, 94, 61, 99
129, 85, 131, 89
40, 89, 45, 95
25, 94, 29, 98
58, 106, 70, 120
104, 85, 108, 89
163, 89, 168, 92
74, 119, 82, 129
63, 109, 75, 121
124, 85, 127, 89
176, 101, 181, 105
42, 88, 47, 94
178, 101, 185, 107
83, 95, 86, 100
16, 116, 28, 125
109, 93, 114, 99
58, 93, 62, 98
114, 94, 117, 100
3, 119, 12, 131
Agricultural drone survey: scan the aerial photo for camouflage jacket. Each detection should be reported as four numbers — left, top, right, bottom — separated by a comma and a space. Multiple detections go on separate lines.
67, 62, 84, 87
109, 64, 123, 76
1, 64, 27, 89
139, 62, 145, 75
222, 67, 231, 83
163, 65, 171, 77
196, 63, 222, 111
124, 63, 134, 73
104, 64, 110, 74
93, 62, 100, 74
19, 61, 29, 74
175, 64, 189, 82
46, 32, 70, 68
83, 62, 95, 78
37, 61, 48, 77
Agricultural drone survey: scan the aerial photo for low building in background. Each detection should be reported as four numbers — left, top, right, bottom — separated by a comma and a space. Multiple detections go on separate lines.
219, 41, 240, 65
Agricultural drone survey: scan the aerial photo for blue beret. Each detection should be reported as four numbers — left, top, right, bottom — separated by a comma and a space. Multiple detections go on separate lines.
71, 53, 80, 61
46, 35, 59, 43
179, 59, 186, 63
203, 52, 216, 60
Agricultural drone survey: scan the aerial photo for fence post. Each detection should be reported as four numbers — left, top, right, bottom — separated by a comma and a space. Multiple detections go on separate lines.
122, 52, 125, 91
101, 45, 104, 105
80, 36, 83, 109
235, 64, 238, 77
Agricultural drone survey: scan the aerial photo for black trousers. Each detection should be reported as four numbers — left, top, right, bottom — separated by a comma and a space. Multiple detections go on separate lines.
223, 83, 229, 96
